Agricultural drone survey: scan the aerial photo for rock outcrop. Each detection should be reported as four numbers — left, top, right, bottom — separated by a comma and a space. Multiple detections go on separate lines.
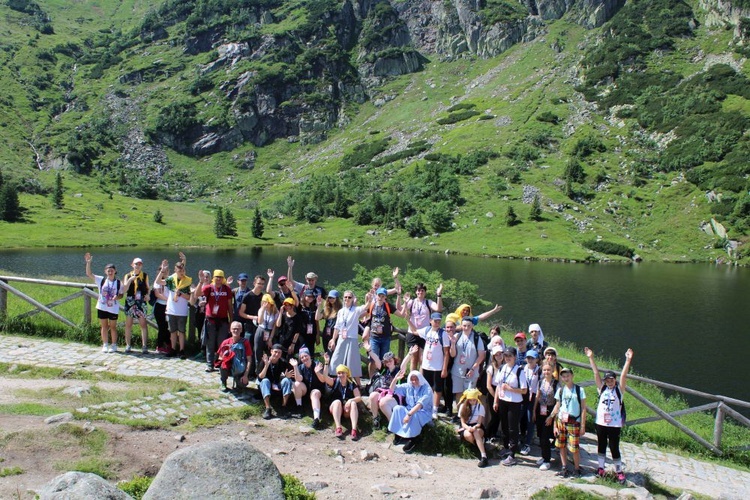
143, 441, 284, 500
37, 471, 132, 500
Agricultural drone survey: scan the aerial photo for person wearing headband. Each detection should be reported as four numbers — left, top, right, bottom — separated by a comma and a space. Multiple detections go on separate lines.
457, 388, 489, 468
319, 352, 362, 441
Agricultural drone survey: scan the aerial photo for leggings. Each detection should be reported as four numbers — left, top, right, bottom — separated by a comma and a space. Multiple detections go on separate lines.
536, 404, 555, 462
498, 400, 522, 455
595, 424, 622, 459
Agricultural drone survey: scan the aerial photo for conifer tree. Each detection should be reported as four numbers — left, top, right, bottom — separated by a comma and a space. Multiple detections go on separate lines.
252, 206, 264, 238
529, 194, 542, 221
505, 205, 519, 227
0, 184, 21, 222
52, 171, 64, 209
224, 208, 238, 237
214, 207, 225, 238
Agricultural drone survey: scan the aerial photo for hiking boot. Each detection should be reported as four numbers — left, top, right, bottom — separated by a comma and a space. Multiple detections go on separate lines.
372, 416, 382, 430
351, 429, 360, 441
312, 418, 321, 430
520, 444, 531, 456
262, 407, 273, 420
501, 455, 517, 466
291, 406, 303, 419
141, 346, 148, 354
597, 467, 605, 478
108, 344, 118, 353
540, 462, 551, 471
556, 469, 571, 478
125, 345, 132, 354
574, 468, 584, 478
617, 471, 626, 484
102, 344, 109, 353
478, 456, 489, 468
334, 427, 344, 439
205, 366, 215, 373
402, 439, 417, 454
221, 385, 230, 393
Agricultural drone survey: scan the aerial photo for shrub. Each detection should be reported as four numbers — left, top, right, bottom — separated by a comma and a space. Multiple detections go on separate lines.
437, 109, 481, 125
154, 100, 198, 137
340, 138, 390, 170
426, 201, 453, 232
536, 111, 559, 124
153, 209, 164, 223
282, 474, 315, 500
582, 240, 634, 258
571, 135, 606, 158
118, 475, 153, 500
446, 102, 476, 113
406, 214, 427, 237
505, 205, 519, 227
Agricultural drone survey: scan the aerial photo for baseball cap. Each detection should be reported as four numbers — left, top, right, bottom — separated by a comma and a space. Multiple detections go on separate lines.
560, 367, 573, 376
305, 272, 318, 279
328, 290, 340, 299
430, 312, 442, 321
504, 347, 517, 357
283, 297, 295, 305
544, 347, 558, 356
382, 352, 394, 361
132, 258, 143, 265
526, 350, 539, 359
376, 287, 387, 296
271, 344, 284, 351
491, 345, 504, 356
604, 371, 617, 380
277, 275, 288, 283
514, 332, 527, 340
238, 273, 249, 280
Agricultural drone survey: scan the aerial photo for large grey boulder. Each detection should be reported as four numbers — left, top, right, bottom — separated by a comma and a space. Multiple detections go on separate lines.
143, 441, 284, 500
37, 471, 132, 500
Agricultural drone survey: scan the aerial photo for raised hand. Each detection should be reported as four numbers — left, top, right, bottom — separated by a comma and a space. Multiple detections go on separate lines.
84, 252, 92, 263
402, 292, 411, 303
409, 345, 419, 356
315, 361, 324, 373
395, 368, 406, 380
178, 251, 186, 262
267, 268, 274, 278
226, 276, 234, 285
287, 256, 295, 268
323, 351, 331, 364
262, 353, 269, 364
392, 267, 399, 279
625, 348, 634, 360
289, 357, 298, 367
584, 347, 593, 358
436, 283, 444, 296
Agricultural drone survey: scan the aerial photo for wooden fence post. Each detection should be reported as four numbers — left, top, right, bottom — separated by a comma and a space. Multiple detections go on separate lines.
83, 292, 91, 325
0, 279, 7, 320
714, 402, 726, 450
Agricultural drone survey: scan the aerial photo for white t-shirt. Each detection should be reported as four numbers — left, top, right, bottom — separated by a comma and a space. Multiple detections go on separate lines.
419, 325, 451, 371
334, 305, 367, 340
458, 402, 486, 425
493, 364, 527, 403
595, 385, 624, 428
153, 282, 167, 305
524, 364, 540, 395
95, 275, 122, 314
165, 285, 190, 317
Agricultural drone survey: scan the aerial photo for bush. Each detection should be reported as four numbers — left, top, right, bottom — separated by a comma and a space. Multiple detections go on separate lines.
446, 102, 476, 113
536, 111, 559, 124
426, 201, 453, 233
340, 138, 390, 170
582, 240, 634, 258
154, 100, 198, 137
282, 474, 315, 500
571, 135, 606, 158
118, 475, 153, 500
406, 214, 427, 237
437, 109, 481, 125
153, 209, 164, 223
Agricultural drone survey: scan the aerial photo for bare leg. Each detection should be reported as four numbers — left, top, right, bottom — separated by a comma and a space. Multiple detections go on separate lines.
138, 316, 149, 349
379, 395, 396, 420
99, 319, 108, 345
125, 316, 133, 347
311, 389, 322, 416
331, 400, 343, 428
108, 319, 118, 345
369, 391, 381, 418
573, 450, 581, 470
475, 428, 487, 456
347, 401, 359, 430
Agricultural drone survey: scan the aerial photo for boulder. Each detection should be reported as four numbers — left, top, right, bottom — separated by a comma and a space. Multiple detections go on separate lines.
143, 441, 283, 500
37, 471, 132, 500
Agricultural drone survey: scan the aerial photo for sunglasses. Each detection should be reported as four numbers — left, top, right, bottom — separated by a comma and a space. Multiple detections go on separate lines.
343, 296, 353, 299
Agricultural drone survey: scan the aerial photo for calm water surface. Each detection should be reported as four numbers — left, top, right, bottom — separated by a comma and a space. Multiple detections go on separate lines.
1, 246, 748, 403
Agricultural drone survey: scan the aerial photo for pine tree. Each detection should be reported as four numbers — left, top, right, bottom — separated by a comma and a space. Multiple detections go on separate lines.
529, 194, 542, 221
52, 171, 64, 209
153, 209, 164, 223
505, 205, 519, 227
0, 184, 22, 222
252, 206, 264, 238
214, 207, 225, 238
224, 208, 238, 236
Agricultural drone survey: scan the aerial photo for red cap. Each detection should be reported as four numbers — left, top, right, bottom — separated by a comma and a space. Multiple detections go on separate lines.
514, 332, 527, 340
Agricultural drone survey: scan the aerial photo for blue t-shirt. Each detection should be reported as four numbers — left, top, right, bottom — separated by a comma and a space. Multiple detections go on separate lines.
555, 384, 586, 422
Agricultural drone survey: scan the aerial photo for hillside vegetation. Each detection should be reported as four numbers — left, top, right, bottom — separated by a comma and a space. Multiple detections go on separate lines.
0, 0, 749, 263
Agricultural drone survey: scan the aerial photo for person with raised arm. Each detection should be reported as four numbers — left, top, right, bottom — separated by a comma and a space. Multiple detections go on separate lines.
533, 360, 558, 471
412, 312, 450, 420
122, 257, 150, 354
401, 282, 443, 372
84, 253, 136, 353
253, 294, 279, 376
285, 255, 326, 301
387, 367, 434, 453
316, 290, 342, 354
152, 261, 171, 354
328, 290, 370, 386
289, 347, 326, 423
319, 351, 363, 440
586, 347, 634, 484
453, 303, 503, 326
258, 344, 294, 420
154, 252, 190, 359
238, 274, 267, 376
364, 344, 415, 429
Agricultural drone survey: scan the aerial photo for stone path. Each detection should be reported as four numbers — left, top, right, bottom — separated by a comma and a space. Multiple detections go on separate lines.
1, 334, 749, 499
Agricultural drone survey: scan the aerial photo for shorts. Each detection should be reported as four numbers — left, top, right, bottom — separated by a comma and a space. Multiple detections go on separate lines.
167, 314, 187, 334
422, 369, 444, 393
406, 332, 426, 349
451, 373, 478, 394
555, 418, 581, 453
125, 297, 147, 319
97, 309, 118, 321
459, 424, 485, 440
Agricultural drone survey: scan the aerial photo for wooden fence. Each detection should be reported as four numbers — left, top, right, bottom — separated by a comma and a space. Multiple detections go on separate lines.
559, 357, 750, 456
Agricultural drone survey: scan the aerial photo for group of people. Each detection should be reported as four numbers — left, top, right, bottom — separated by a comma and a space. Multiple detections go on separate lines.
84, 252, 635, 479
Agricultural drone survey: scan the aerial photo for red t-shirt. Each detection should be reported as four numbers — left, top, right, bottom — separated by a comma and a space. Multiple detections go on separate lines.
203, 284, 234, 319
217, 337, 252, 370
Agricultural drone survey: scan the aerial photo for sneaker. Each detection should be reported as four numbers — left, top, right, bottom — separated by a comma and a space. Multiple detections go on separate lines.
109, 344, 118, 353
393, 435, 404, 445
351, 429, 360, 441
335, 427, 344, 439
291, 406, 303, 419
102, 344, 109, 353
617, 471, 626, 484
536, 457, 545, 466
166, 349, 177, 358
478, 456, 489, 468
555, 469, 571, 478
501, 455, 517, 466
540, 462, 551, 471
205, 366, 215, 373
141, 346, 148, 354
125, 345, 132, 353
372, 416, 381, 430
597, 467, 605, 478
432, 411, 438, 420
498, 447, 511, 458
262, 407, 273, 420
179, 351, 186, 360
156, 346, 167, 354
278, 408, 289, 420
402, 439, 417, 454
574, 468, 584, 478
312, 418, 321, 430
520, 444, 531, 456
221, 385, 230, 393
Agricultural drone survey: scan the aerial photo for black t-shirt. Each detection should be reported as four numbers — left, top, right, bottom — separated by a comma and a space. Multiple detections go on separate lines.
261, 359, 290, 385
298, 362, 324, 390
124, 272, 149, 298
367, 302, 394, 337
331, 379, 357, 402
278, 312, 303, 347
297, 304, 318, 338
241, 290, 264, 319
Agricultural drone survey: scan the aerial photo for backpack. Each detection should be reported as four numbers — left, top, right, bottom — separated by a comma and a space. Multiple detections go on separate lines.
230, 341, 247, 377
148, 288, 158, 306
472, 331, 490, 393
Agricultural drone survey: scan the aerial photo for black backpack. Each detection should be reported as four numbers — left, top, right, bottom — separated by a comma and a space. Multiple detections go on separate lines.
472, 330, 490, 393
599, 384, 627, 424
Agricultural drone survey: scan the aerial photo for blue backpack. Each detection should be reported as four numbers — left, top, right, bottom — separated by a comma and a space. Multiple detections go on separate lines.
231, 341, 247, 377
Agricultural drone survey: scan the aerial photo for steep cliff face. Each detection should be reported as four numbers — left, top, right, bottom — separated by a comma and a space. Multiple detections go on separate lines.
699, 0, 750, 37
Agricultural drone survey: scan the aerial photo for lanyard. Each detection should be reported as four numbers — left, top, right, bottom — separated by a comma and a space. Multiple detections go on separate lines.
469, 403, 479, 423
540, 379, 554, 402
342, 306, 355, 329
340, 383, 348, 401
103, 279, 117, 299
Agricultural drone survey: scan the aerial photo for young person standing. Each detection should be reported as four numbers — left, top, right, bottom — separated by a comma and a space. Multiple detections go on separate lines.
551, 367, 587, 478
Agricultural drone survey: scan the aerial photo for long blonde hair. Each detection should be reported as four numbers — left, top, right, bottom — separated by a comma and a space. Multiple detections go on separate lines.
323, 296, 342, 318
458, 389, 484, 422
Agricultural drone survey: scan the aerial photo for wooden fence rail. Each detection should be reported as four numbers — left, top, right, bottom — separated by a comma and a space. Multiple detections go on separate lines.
558, 356, 750, 456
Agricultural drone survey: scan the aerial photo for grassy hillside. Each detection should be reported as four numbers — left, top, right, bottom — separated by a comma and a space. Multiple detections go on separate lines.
0, 0, 748, 263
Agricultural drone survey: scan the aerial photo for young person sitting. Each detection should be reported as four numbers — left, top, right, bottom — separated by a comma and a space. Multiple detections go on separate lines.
456, 388, 489, 468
